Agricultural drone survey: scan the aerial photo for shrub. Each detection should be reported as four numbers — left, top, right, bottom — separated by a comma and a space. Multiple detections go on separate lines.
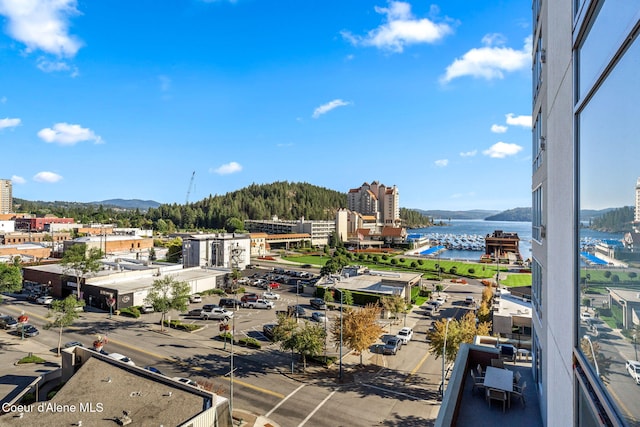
18, 355, 46, 364
629, 271, 638, 279
120, 307, 141, 318
238, 337, 261, 349
390, 259, 398, 265
604, 271, 612, 278
410, 261, 418, 268
468, 268, 475, 274
417, 259, 424, 265
449, 266, 458, 274
611, 274, 620, 283
399, 258, 406, 263
381, 255, 389, 261
218, 332, 233, 341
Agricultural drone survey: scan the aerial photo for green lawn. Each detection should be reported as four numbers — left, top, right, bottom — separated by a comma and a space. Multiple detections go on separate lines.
500, 273, 533, 287
281, 255, 331, 266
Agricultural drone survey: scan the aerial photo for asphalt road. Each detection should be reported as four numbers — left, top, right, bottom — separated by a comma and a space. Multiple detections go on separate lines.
0, 280, 486, 426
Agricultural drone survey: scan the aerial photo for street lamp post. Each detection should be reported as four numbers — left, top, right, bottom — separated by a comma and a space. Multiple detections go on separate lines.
230, 314, 235, 416
634, 334, 638, 361
339, 289, 344, 382
584, 335, 600, 377
441, 318, 452, 399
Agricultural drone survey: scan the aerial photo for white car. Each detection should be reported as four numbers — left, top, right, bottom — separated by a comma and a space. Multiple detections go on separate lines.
626, 360, 640, 384
200, 307, 233, 320
580, 312, 592, 322
243, 299, 274, 309
172, 377, 201, 389
262, 291, 280, 300
107, 352, 136, 366
189, 294, 202, 303
396, 327, 414, 344
36, 295, 54, 305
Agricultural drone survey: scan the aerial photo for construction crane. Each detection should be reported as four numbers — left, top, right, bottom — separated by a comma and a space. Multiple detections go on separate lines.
185, 171, 195, 204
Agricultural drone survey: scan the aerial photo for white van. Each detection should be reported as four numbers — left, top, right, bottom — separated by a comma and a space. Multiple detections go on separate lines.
465, 296, 475, 305
108, 352, 136, 366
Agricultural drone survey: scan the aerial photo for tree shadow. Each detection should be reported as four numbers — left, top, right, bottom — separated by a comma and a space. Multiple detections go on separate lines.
380, 414, 435, 427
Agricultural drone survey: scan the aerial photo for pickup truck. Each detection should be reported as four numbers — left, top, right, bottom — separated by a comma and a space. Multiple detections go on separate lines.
200, 307, 233, 320
243, 299, 274, 309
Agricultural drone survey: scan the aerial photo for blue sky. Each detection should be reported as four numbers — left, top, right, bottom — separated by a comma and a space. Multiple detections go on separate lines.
0, 0, 533, 211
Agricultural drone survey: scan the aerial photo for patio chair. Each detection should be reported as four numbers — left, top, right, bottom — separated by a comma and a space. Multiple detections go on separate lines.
476, 363, 484, 377
513, 370, 522, 385
470, 370, 485, 395
491, 358, 505, 368
486, 388, 508, 412
511, 381, 527, 407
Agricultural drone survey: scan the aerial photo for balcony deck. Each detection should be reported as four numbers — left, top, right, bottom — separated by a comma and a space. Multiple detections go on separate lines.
436, 344, 543, 427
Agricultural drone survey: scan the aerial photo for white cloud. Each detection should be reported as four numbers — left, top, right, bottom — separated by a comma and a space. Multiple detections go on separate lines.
11, 175, 26, 184
0, 96, 6, 103
435, 159, 449, 167
312, 99, 351, 119
341, 1, 454, 53
505, 113, 532, 128
36, 57, 78, 76
33, 171, 62, 183
0, 0, 83, 57
0, 117, 21, 129
159, 75, 171, 92
491, 124, 508, 133
211, 161, 242, 175
459, 150, 477, 157
483, 141, 523, 158
37, 122, 103, 145
441, 35, 531, 83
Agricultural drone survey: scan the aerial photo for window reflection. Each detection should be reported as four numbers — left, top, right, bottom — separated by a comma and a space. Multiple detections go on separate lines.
578, 31, 640, 426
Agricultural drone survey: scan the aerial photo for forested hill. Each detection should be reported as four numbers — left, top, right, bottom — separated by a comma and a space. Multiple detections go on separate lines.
484, 207, 532, 222
589, 206, 634, 232
146, 181, 347, 229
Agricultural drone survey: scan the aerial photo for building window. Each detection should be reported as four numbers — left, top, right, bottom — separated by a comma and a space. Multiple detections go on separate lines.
532, 185, 543, 242
532, 257, 542, 318
577, 4, 640, 425
532, 110, 544, 173
533, 34, 544, 102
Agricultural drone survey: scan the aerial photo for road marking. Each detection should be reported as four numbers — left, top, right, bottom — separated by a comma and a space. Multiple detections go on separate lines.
360, 382, 425, 401
405, 350, 430, 383
265, 383, 305, 417
298, 389, 336, 427
218, 375, 285, 399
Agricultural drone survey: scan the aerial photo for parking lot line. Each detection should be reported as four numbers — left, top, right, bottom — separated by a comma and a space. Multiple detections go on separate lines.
405, 350, 431, 383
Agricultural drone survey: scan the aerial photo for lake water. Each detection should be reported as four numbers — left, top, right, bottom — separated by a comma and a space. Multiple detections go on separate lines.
408, 220, 623, 261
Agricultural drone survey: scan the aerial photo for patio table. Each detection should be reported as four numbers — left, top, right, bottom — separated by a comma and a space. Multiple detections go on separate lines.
483, 366, 514, 393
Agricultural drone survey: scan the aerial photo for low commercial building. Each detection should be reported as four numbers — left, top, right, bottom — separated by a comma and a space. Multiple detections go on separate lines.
321, 266, 422, 303
1, 347, 231, 426
22, 262, 227, 310
63, 235, 154, 258
244, 217, 335, 246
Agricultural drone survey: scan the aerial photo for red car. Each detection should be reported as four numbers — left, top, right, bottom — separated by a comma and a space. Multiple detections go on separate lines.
268, 282, 281, 290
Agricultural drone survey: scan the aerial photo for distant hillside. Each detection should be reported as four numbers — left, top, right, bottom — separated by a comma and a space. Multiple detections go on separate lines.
485, 207, 532, 222
413, 209, 500, 220
90, 199, 161, 210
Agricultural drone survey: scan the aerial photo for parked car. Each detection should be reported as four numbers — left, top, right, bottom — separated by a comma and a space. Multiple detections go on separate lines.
580, 312, 593, 322
301, 264, 312, 268
311, 312, 327, 322
219, 298, 241, 308
145, 366, 164, 375
263, 324, 277, 340
383, 337, 402, 355
626, 360, 640, 384
241, 294, 259, 304
0, 315, 18, 329
64, 341, 84, 348
267, 282, 281, 290
262, 291, 280, 300
186, 308, 203, 317
396, 327, 414, 344
309, 298, 327, 310
288, 305, 306, 318
243, 299, 274, 309
465, 296, 475, 305
108, 352, 136, 366
16, 324, 39, 338
172, 377, 201, 388
36, 295, 53, 305
201, 307, 233, 320
435, 296, 447, 306
189, 294, 202, 303
140, 305, 154, 314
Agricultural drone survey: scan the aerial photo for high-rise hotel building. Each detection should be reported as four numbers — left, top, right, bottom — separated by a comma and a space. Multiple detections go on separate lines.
534, 1, 640, 425
347, 181, 400, 226
0, 179, 12, 214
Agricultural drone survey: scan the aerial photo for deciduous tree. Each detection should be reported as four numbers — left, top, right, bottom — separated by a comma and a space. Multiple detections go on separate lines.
331, 303, 384, 365
274, 315, 325, 371
60, 244, 103, 300
381, 295, 406, 321
144, 276, 191, 331
428, 312, 492, 363
45, 295, 85, 356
